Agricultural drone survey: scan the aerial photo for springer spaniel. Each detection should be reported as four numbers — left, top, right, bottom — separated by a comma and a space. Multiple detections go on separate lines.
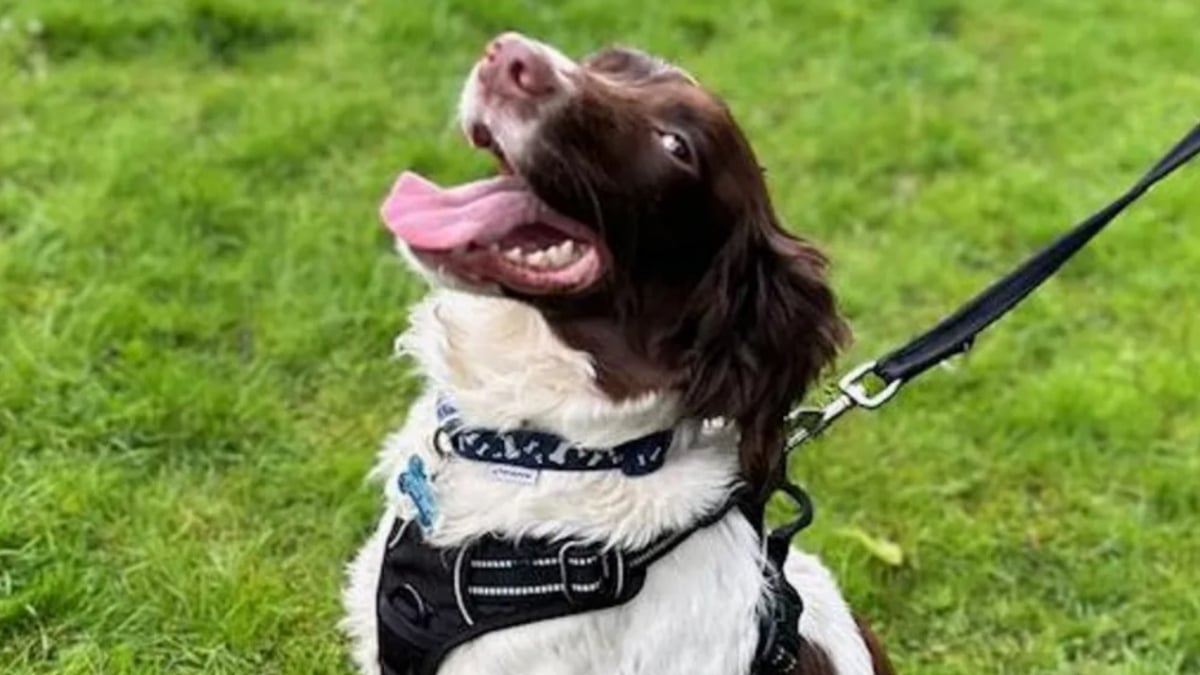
344, 33, 892, 675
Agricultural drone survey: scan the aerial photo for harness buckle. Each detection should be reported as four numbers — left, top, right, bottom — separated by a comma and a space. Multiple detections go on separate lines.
557, 541, 588, 605
557, 542, 628, 605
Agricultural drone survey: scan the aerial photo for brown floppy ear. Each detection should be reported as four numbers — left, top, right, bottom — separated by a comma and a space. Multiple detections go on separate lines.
674, 210, 850, 497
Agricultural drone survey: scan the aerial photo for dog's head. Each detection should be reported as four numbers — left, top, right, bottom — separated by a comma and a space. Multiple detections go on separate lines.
384, 33, 849, 493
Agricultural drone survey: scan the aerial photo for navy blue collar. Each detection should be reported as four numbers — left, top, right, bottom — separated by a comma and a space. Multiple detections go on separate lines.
435, 397, 673, 477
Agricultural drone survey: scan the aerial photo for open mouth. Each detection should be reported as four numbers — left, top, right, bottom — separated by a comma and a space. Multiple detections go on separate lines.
379, 123, 606, 295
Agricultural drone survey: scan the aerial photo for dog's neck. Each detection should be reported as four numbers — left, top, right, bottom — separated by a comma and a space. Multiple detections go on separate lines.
387, 289, 741, 550
397, 290, 683, 447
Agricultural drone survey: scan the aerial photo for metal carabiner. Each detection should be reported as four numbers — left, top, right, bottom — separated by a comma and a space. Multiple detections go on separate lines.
785, 360, 904, 451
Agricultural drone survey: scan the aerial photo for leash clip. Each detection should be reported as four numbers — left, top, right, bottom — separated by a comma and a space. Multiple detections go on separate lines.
786, 361, 904, 451
785, 395, 852, 449
838, 360, 903, 409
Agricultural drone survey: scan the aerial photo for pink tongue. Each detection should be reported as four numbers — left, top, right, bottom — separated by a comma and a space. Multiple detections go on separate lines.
381, 171, 541, 251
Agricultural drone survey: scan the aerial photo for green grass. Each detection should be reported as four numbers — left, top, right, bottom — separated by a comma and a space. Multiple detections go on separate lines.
1, 1, 1198, 672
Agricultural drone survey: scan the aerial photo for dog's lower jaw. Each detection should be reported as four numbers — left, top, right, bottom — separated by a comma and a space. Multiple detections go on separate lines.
342, 291, 876, 674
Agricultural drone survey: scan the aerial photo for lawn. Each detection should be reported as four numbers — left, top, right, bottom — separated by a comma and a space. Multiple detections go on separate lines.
1, 0, 1198, 673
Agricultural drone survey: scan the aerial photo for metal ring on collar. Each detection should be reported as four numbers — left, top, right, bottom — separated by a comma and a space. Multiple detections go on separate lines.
432, 427, 454, 457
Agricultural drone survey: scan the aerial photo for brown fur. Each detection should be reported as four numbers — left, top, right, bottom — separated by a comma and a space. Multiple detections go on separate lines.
512, 46, 850, 498
792, 638, 839, 674
856, 617, 897, 675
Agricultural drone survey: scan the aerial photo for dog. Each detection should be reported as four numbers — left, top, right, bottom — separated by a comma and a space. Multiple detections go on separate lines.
343, 32, 892, 675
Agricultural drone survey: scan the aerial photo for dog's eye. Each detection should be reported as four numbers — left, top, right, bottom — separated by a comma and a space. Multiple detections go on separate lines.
657, 131, 693, 165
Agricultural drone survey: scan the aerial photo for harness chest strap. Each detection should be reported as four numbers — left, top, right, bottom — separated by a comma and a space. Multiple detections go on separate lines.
375, 495, 754, 675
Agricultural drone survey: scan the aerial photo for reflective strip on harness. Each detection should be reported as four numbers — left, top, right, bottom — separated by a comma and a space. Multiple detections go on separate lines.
373, 493, 802, 675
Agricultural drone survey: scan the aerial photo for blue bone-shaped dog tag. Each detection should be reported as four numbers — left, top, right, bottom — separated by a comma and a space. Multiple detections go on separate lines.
397, 455, 437, 532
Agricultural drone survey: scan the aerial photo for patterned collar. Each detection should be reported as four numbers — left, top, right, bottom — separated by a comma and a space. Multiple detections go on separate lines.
435, 397, 673, 477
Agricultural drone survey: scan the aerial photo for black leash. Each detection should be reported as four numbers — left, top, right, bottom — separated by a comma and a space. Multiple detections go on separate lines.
787, 121, 1200, 450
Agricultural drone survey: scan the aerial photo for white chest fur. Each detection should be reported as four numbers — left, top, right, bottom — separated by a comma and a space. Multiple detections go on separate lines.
341, 291, 874, 675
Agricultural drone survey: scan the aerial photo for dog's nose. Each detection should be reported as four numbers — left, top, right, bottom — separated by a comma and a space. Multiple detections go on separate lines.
480, 33, 557, 100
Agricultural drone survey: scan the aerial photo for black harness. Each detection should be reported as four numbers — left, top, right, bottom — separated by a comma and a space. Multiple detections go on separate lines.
375, 403, 814, 675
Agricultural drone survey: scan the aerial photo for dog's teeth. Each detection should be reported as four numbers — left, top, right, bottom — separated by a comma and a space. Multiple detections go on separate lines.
544, 244, 568, 267
500, 242, 585, 269
568, 242, 584, 263
526, 250, 549, 268
561, 241, 584, 264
